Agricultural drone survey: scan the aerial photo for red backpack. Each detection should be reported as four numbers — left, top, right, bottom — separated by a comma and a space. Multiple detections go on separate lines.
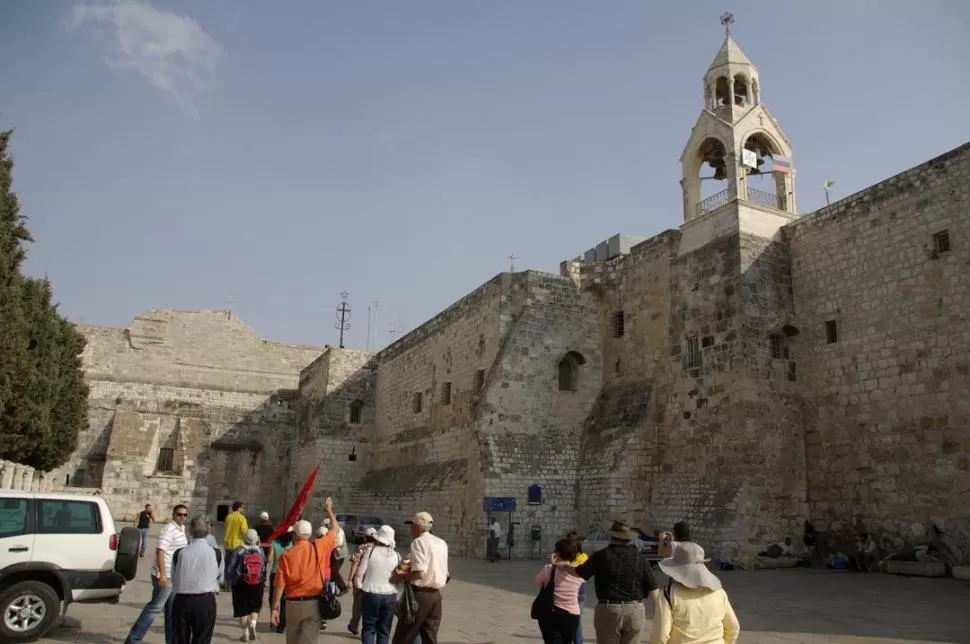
241, 551, 263, 586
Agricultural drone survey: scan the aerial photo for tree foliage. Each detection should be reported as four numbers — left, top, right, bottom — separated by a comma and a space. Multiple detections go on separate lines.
0, 130, 88, 470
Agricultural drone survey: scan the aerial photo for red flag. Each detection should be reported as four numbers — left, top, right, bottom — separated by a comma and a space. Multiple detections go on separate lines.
262, 465, 319, 547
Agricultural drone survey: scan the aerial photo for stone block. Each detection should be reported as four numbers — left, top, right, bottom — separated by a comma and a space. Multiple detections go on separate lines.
886, 560, 947, 577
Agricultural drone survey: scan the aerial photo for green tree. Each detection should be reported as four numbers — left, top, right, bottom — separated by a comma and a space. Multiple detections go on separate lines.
0, 130, 88, 470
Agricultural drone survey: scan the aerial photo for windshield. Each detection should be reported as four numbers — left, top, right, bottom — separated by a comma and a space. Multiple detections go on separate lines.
359, 517, 382, 526
584, 528, 607, 541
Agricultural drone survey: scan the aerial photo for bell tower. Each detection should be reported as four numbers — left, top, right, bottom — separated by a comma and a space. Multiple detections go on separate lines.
679, 13, 797, 224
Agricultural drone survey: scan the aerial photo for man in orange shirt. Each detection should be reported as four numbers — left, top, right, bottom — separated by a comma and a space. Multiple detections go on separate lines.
270, 497, 339, 643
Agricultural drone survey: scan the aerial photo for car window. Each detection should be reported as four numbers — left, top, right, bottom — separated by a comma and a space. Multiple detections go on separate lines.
37, 500, 100, 534
360, 517, 382, 525
584, 528, 606, 541
0, 498, 29, 538
335, 514, 356, 525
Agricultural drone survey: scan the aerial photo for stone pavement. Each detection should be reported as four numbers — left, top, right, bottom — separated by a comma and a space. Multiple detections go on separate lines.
38, 548, 970, 644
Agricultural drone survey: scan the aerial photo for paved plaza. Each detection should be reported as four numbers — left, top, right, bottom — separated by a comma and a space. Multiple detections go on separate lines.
37, 536, 970, 644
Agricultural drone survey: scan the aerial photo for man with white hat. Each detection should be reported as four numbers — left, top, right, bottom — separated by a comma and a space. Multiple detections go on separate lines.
391, 511, 449, 644
565, 520, 658, 644
255, 511, 274, 560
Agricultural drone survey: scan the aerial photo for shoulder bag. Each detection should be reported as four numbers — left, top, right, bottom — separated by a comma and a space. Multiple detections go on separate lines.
313, 542, 342, 620
395, 553, 419, 625
530, 564, 557, 620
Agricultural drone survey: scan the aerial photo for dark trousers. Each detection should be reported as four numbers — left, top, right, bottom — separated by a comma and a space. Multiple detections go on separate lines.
392, 587, 441, 644
172, 593, 217, 644
486, 536, 500, 561
267, 573, 286, 633
538, 606, 580, 644
331, 555, 348, 592
349, 589, 363, 631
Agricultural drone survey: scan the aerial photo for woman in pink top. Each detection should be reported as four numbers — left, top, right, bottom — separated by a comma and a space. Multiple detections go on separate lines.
533, 539, 584, 644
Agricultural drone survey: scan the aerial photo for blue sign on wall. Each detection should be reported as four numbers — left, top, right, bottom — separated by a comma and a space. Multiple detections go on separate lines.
483, 496, 517, 512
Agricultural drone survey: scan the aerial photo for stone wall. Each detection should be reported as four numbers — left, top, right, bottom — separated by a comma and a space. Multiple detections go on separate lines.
786, 142, 970, 560
291, 348, 377, 522
0, 460, 65, 493
55, 309, 324, 522
477, 271, 600, 557
349, 276, 507, 554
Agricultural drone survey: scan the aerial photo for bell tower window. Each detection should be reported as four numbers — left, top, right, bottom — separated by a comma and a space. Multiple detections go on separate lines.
733, 74, 749, 106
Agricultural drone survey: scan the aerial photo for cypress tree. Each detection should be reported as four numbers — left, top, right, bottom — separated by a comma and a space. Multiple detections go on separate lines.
0, 130, 88, 469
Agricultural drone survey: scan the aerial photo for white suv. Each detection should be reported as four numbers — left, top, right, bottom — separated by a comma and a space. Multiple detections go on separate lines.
0, 491, 140, 642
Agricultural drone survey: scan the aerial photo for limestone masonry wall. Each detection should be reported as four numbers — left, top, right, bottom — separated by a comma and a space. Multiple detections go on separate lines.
57, 309, 324, 522
786, 143, 970, 558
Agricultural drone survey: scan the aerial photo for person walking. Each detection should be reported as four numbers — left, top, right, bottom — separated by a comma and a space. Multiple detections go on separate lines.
255, 511, 274, 560
533, 539, 585, 643
229, 529, 267, 641
269, 497, 340, 643
136, 504, 156, 558
561, 532, 589, 644
650, 542, 739, 644
267, 528, 295, 634
124, 505, 189, 644
170, 515, 223, 644
224, 502, 249, 587
346, 527, 377, 635
390, 512, 449, 644
565, 520, 658, 644
358, 525, 401, 644
486, 516, 502, 562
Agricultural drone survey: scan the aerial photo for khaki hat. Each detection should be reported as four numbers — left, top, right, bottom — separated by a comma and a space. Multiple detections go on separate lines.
608, 520, 636, 541
406, 512, 434, 529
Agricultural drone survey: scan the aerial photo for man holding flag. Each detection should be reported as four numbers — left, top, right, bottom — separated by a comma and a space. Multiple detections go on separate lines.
270, 496, 341, 640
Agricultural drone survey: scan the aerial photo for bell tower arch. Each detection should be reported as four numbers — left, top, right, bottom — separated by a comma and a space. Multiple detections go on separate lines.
680, 14, 797, 224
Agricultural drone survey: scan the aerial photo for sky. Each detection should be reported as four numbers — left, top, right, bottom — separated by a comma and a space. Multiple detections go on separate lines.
1, 1, 968, 351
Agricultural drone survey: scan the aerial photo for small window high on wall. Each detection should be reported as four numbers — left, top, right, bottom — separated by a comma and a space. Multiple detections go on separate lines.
825, 320, 839, 344
558, 351, 586, 392
412, 392, 423, 413
349, 399, 364, 425
611, 311, 625, 338
685, 336, 701, 369
441, 382, 452, 405
156, 448, 175, 473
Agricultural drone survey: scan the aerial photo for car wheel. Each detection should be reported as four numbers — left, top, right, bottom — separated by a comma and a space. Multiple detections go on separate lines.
116, 527, 141, 581
0, 580, 61, 643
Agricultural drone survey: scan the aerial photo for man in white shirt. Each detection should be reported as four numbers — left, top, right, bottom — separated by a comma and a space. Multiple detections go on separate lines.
124, 504, 189, 644
486, 516, 502, 563
391, 512, 449, 644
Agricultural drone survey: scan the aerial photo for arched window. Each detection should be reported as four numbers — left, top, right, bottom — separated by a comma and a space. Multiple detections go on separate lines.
349, 399, 364, 425
558, 351, 586, 392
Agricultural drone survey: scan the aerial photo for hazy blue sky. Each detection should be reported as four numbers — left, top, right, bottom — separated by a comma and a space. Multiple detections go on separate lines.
2, 1, 968, 349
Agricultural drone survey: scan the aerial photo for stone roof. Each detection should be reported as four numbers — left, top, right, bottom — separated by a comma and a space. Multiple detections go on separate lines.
708, 36, 754, 71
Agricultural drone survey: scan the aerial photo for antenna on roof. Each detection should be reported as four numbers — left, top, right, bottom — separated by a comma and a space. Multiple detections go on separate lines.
227, 293, 234, 319
335, 291, 351, 349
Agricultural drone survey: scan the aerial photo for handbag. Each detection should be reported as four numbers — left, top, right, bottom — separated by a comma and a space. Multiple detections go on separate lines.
397, 582, 419, 624
313, 543, 342, 620
530, 564, 557, 620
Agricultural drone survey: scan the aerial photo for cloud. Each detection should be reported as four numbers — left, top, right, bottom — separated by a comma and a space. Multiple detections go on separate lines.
69, 0, 223, 118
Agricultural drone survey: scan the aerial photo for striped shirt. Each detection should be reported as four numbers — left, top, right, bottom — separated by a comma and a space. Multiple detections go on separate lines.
172, 539, 222, 595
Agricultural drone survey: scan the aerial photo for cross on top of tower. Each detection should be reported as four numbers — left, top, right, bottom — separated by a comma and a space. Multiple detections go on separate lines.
720, 12, 734, 37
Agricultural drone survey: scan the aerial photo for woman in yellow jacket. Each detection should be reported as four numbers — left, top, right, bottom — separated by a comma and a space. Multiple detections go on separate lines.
651, 542, 740, 644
